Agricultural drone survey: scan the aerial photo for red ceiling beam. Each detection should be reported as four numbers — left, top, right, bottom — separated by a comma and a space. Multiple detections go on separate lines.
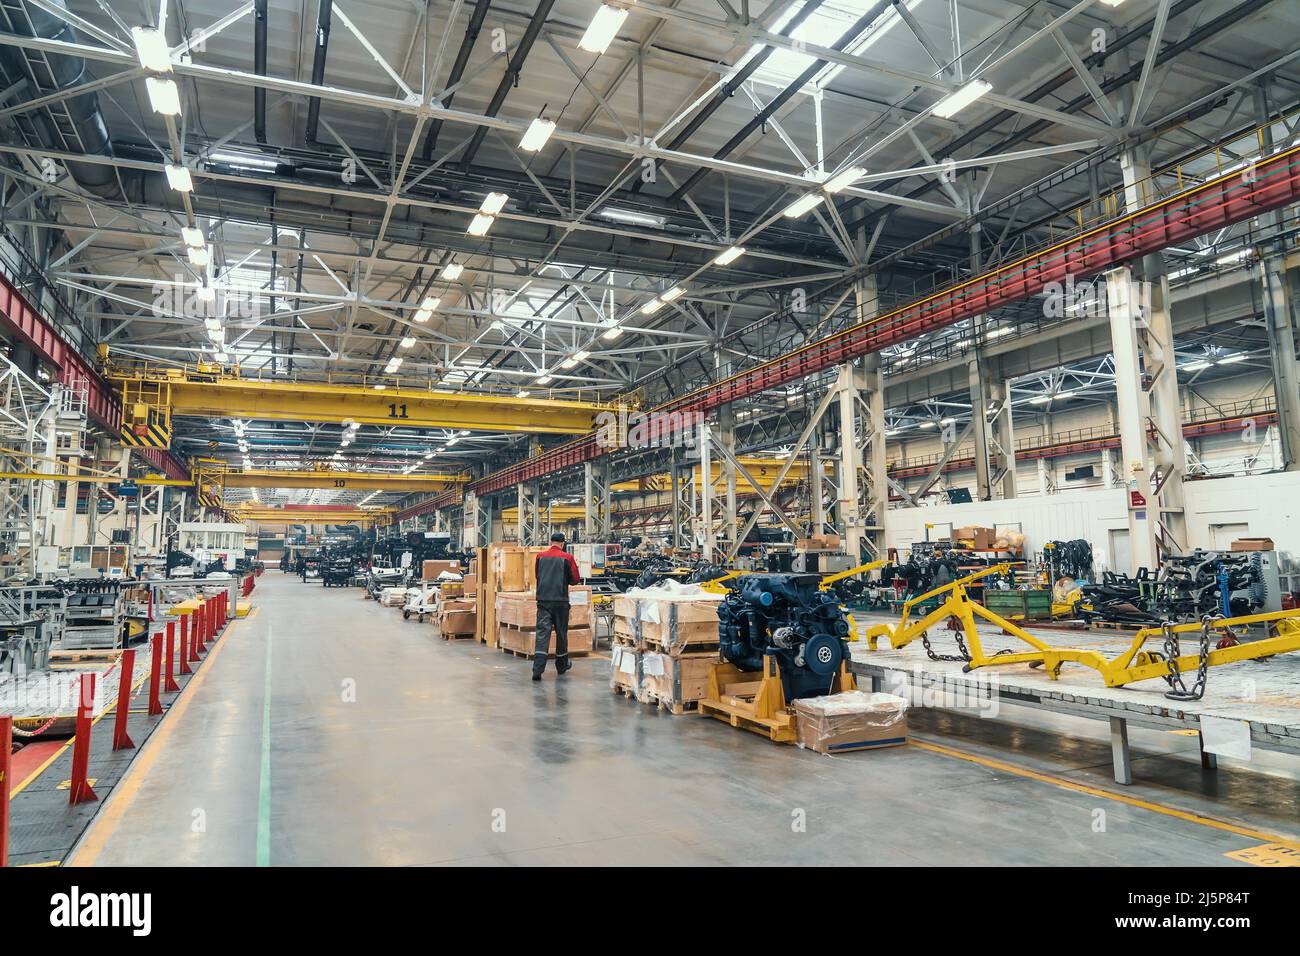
470, 145, 1300, 497
0, 272, 121, 430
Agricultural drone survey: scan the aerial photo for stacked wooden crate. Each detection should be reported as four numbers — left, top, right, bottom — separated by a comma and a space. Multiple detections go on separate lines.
474, 544, 546, 646
610, 592, 721, 714
495, 587, 593, 658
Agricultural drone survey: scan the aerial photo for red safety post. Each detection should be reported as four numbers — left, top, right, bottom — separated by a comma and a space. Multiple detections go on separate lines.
178, 617, 192, 676
112, 648, 135, 750
188, 610, 201, 662
192, 606, 205, 654
220, 591, 227, 628
148, 633, 164, 715
164, 621, 180, 693
68, 674, 98, 805
1, 715, 11, 867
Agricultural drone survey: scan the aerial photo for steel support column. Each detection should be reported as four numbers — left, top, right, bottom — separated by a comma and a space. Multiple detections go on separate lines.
583, 460, 611, 541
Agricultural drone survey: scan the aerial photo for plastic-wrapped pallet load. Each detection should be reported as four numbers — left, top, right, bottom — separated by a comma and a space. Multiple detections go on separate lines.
616, 580, 722, 654
794, 691, 909, 755
380, 586, 408, 607
609, 642, 641, 697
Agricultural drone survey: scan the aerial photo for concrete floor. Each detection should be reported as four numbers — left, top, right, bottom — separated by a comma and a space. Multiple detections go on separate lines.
69, 575, 1300, 866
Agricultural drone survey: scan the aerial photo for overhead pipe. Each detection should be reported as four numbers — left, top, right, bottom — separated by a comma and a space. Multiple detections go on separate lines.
254, 0, 268, 144
422, 0, 493, 160
457, 0, 557, 170
631, 0, 826, 194
305, 0, 333, 143
666, 1, 891, 203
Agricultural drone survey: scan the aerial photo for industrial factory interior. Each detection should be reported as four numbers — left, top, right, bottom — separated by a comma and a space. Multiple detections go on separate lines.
0, 0, 1297, 903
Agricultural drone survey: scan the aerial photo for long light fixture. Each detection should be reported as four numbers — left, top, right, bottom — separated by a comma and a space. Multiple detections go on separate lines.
823, 165, 866, 194
131, 27, 171, 72
519, 117, 557, 152
1179, 359, 1211, 372
932, 79, 992, 119
187, 246, 210, 267
146, 77, 181, 115
413, 295, 440, 322
164, 164, 193, 192
536, 373, 553, 385
713, 245, 746, 265
181, 226, 204, 247
209, 150, 279, 170
479, 192, 509, 215
601, 324, 624, 341
579, 4, 628, 54
467, 213, 495, 237
782, 193, 825, 218
440, 262, 464, 281
400, 336, 415, 349
640, 298, 666, 315
1218, 354, 1248, 364
661, 286, 685, 303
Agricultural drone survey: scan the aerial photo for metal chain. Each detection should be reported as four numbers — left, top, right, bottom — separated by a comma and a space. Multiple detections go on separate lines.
921, 631, 971, 662
1163, 615, 1216, 701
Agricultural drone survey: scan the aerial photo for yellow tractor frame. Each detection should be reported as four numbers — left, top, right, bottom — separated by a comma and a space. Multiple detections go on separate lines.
866, 565, 1300, 688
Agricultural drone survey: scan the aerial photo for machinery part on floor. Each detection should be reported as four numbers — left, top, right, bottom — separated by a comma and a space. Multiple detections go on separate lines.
867, 576, 1300, 689
1043, 539, 1094, 581
716, 573, 853, 701
1160, 616, 1218, 702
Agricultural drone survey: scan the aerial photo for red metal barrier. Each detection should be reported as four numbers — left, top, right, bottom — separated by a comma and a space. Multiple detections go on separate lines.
0, 715, 11, 866
164, 622, 179, 693
112, 649, 135, 751
68, 675, 98, 805
178, 621, 192, 676
188, 612, 201, 661
148, 634, 164, 715
192, 607, 205, 654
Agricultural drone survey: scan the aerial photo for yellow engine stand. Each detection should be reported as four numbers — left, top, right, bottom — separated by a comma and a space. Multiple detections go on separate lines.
866, 569, 1300, 688
698, 654, 857, 743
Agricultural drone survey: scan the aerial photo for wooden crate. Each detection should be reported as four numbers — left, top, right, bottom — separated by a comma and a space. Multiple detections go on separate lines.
609, 644, 640, 699
639, 650, 717, 714
613, 596, 719, 654
497, 622, 592, 658
495, 589, 593, 628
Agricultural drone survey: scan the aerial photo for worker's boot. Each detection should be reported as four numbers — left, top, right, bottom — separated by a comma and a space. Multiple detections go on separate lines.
556, 655, 571, 676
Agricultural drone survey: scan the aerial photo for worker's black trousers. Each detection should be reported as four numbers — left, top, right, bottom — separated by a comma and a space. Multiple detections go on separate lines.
534, 601, 570, 676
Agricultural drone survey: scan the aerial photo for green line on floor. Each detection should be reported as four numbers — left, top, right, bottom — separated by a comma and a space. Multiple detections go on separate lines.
256, 624, 273, 866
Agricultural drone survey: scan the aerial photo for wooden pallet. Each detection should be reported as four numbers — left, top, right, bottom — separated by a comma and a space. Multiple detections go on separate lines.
439, 630, 476, 641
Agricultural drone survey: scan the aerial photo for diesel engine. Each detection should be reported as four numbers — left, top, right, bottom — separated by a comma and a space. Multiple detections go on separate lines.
716, 573, 853, 700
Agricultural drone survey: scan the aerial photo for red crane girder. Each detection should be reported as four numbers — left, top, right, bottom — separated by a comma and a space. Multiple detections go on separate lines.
467, 145, 1300, 497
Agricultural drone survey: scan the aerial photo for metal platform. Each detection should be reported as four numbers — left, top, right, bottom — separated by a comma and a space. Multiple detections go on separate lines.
849, 613, 1300, 786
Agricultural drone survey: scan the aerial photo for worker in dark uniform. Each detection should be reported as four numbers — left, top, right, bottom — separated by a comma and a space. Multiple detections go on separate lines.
533, 531, 581, 681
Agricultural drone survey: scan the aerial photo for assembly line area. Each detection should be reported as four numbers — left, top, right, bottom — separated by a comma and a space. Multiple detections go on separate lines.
0, 0, 1299, 880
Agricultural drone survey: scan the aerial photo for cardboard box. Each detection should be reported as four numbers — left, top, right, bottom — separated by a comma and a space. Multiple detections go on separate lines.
794, 692, 909, 755
953, 526, 995, 550
1231, 537, 1275, 551
422, 559, 460, 579
796, 534, 843, 551
462, 572, 478, 595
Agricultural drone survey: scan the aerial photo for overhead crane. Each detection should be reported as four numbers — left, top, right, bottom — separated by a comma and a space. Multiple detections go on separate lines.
105, 358, 615, 444
613, 458, 824, 493
217, 468, 467, 494
227, 505, 395, 526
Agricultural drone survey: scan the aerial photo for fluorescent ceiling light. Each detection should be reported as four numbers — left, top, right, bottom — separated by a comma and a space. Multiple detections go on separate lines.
386, 357, 403, 371
1028, 395, 1051, 405
1217, 354, 1248, 364
187, 246, 209, 267
932, 79, 992, 119
196, 286, 215, 303
1179, 360, 1211, 371
440, 262, 463, 281
782, 193, 825, 218
919, 421, 937, 428
823, 165, 866, 194
373, 384, 387, 390
519, 117, 557, 152
573, 350, 590, 361
207, 329, 224, 343
713, 245, 746, 265
1055, 391, 1075, 400
1097, 0, 1126, 6
598, 207, 666, 228
467, 213, 495, 236
640, 298, 665, 315
516, 390, 531, 398
661, 286, 685, 303
165, 164, 193, 192
400, 336, 415, 349
479, 192, 509, 215
215, 351, 229, 363
146, 77, 181, 115
601, 325, 624, 341
131, 27, 171, 73
579, 4, 628, 54
535, 373, 553, 385
181, 226, 204, 247
560, 357, 578, 369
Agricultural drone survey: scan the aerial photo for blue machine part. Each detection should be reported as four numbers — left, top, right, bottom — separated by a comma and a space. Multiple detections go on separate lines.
716, 573, 853, 700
